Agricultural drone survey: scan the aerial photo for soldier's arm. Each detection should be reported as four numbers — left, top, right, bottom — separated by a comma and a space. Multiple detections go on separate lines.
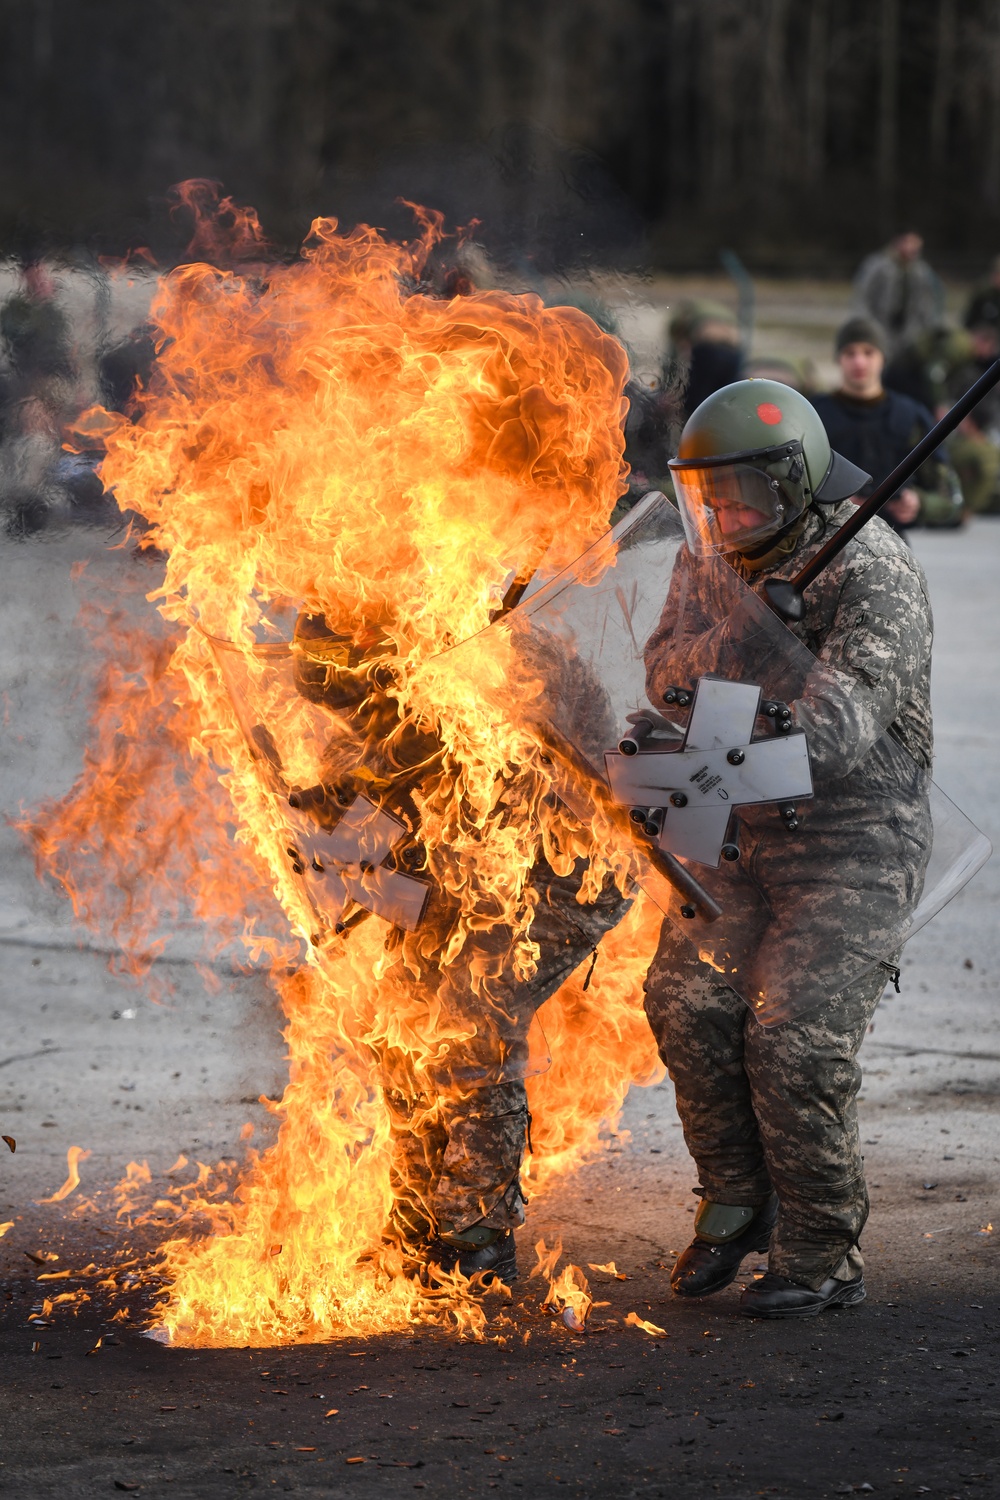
791, 550, 933, 777
643, 552, 737, 706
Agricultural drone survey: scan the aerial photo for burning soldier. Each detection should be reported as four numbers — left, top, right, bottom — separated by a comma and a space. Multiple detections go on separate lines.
641, 379, 933, 1318
290, 608, 629, 1286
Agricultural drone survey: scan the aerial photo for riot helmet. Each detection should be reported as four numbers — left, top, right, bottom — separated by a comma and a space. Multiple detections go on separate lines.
668, 379, 870, 557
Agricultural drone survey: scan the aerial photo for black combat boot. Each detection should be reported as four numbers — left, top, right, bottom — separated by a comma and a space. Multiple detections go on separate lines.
670, 1194, 778, 1298
433, 1223, 519, 1287
739, 1270, 866, 1319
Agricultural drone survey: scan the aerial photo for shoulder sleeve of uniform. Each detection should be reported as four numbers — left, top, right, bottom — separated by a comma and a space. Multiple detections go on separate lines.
832, 543, 932, 688
792, 541, 933, 777
643, 551, 745, 707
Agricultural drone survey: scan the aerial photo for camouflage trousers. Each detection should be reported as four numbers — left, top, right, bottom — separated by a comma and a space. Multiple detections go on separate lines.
383, 862, 631, 1239
385, 1081, 530, 1239
643, 923, 889, 1290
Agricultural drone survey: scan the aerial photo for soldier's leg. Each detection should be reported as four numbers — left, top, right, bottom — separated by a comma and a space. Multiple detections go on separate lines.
381, 1081, 526, 1289
643, 923, 778, 1296
382, 859, 628, 1281
643, 923, 772, 1207
423, 867, 626, 1283
433, 1081, 529, 1241
742, 959, 888, 1301
383, 1090, 448, 1245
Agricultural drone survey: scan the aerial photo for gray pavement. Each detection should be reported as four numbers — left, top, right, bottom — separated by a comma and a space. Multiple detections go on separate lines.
0, 519, 998, 1498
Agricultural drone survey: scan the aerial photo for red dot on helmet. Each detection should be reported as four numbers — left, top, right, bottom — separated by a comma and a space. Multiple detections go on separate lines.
757, 402, 783, 425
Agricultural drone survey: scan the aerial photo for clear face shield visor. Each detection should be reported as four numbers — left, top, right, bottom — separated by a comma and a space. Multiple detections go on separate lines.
669, 442, 811, 556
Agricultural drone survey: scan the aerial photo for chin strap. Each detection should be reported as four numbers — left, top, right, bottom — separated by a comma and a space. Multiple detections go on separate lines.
731, 512, 810, 575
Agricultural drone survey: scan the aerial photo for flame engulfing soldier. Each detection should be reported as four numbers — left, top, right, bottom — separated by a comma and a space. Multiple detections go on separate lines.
642, 380, 933, 1318
43, 187, 651, 1342
290, 609, 629, 1287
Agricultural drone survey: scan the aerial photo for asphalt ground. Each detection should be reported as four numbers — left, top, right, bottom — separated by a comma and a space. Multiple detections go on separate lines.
1, 519, 999, 1499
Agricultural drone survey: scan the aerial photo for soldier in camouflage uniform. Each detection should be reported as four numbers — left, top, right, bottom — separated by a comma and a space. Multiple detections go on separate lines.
292, 612, 628, 1284
643, 379, 933, 1318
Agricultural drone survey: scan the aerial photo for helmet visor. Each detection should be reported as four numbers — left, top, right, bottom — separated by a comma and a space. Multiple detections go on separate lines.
669, 447, 809, 557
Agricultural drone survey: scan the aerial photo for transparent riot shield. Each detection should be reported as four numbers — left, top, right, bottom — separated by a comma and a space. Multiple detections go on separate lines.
492, 491, 991, 1025
203, 631, 599, 1091
206, 635, 431, 942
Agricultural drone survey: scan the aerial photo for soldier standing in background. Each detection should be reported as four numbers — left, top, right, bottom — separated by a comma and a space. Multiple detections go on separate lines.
854, 232, 941, 359
642, 380, 933, 1318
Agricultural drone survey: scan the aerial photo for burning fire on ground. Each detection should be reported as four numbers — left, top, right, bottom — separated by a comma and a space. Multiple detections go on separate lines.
23, 186, 664, 1345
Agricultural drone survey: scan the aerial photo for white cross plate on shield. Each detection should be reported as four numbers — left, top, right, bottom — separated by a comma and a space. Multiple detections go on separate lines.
604, 677, 814, 867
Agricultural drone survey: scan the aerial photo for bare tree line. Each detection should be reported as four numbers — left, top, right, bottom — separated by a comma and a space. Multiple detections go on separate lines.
1, 0, 1000, 267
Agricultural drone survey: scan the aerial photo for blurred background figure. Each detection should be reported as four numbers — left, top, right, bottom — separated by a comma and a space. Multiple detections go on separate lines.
618, 378, 675, 514
0, 251, 77, 532
881, 256, 1000, 436
882, 320, 970, 414
665, 299, 744, 423
743, 355, 818, 395
0, 246, 146, 532
944, 314, 1000, 516
937, 258, 1000, 515
610, 297, 745, 520
97, 322, 157, 415
0, 255, 73, 404
963, 255, 1000, 336
853, 232, 943, 359
811, 316, 962, 535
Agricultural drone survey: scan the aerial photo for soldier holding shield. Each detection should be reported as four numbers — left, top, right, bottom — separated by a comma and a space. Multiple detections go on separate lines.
642, 380, 934, 1318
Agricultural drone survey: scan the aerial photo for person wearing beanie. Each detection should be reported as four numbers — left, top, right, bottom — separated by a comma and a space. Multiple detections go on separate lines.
810, 318, 962, 533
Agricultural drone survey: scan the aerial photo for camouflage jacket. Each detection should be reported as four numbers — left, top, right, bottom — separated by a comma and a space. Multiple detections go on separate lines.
645, 503, 933, 777
642, 505, 934, 1017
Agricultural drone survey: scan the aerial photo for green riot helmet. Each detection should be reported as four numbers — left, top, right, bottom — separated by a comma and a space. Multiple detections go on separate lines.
668, 379, 871, 557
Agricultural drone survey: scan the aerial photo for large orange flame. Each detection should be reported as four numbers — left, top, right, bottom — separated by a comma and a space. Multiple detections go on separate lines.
25, 192, 664, 1345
